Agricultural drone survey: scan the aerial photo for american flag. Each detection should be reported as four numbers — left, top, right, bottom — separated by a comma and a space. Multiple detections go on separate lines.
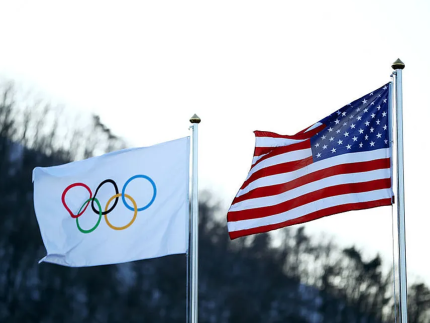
227, 83, 393, 239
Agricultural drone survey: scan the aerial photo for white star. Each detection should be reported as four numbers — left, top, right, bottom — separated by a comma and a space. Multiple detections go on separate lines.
359, 129, 364, 134
323, 145, 328, 149
378, 94, 381, 97
363, 108, 369, 113
356, 107, 361, 112
337, 110, 341, 115
350, 123, 356, 129
328, 127, 333, 132
370, 141, 375, 147
383, 98, 387, 103
359, 142, 363, 148
337, 139, 343, 145
365, 121, 370, 126
356, 116, 362, 121
352, 136, 358, 142
342, 112, 347, 117
377, 105, 381, 110
376, 133, 382, 138
362, 99, 367, 104
385, 139, 388, 144
370, 127, 374, 133
383, 86, 387, 90
315, 143, 320, 147
336, 129, 341, 134
343, 122, 347, 126
322, 135, 326, 139
383, 125, 387, 130
365, 135, 369, 140
370, 102, 375, 105
317, 153, 321, 158
329, 137, 334, 142
335, 119, 340, 124
376, 119, 380, 125
369, 92, 374, 96
349, 115, 354, 119
344, 132, 349, 137
346, 144, 352, 150
382, 111, 387, 117
331, 148, 336, 153
371, 113, 376, 118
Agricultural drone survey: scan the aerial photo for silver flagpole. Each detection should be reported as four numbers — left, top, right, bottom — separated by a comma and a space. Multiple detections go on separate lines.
392, 58, 408, 323
388, 80, 400, 322
189, 114, 201, 323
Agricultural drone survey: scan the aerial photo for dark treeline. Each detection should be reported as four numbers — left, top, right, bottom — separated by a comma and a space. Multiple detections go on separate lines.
0, 82, 429, 323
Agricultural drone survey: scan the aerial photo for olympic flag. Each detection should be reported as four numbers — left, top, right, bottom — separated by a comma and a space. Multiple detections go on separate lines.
33, 137, 190, 267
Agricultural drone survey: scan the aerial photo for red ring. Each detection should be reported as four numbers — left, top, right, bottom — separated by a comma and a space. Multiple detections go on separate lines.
61, 183, 92, 218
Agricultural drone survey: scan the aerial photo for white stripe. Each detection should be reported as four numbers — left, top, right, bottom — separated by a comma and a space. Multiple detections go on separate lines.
255, 137, 306, 148
228, 189, 392, 232
304, 122, 323, 132
246, 148, 311, 179
230, 168, 390, 212
238, 148, 390, 196
252, 153, 268, 165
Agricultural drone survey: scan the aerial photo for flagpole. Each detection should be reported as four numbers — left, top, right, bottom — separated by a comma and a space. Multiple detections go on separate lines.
189, 114, 201, 323
392, 58, 408, 323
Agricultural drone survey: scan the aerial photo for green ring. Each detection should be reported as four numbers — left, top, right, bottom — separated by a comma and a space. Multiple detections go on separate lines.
76, 198, 102, 234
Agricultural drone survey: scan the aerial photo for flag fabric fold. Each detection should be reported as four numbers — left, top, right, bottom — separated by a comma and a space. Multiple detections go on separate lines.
33, 137, 190, 267
227, 84, 393, 239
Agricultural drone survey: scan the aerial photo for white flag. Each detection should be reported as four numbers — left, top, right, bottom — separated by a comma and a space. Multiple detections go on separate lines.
33, 137, 190, 267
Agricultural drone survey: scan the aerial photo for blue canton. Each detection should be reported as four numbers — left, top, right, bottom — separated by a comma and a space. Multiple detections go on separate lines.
310, 83, 390, 162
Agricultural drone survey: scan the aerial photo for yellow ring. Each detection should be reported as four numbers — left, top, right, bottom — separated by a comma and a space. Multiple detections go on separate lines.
104, 193, 138, 230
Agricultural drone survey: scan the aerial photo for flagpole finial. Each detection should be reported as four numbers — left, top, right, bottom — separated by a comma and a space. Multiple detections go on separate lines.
190, 114, 201, 124
392, 58, 405, 70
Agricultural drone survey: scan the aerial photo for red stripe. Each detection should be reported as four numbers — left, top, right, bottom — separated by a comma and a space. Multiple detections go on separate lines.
254, 146, 275, 157
228, 198, 392, 239
233, 158, 391, 204
240, 156, 313, 190
229, 178, 391, 222
255, 145, 300, 157
252, 141, 311, 167
254, 124, 326, 140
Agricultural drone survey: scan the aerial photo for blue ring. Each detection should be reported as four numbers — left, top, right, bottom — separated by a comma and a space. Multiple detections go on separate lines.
121, 175, 157, 211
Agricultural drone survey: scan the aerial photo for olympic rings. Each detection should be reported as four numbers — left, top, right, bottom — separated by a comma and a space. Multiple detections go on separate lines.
76, 198, 102, 234
104, 193, 137, 230
62, 183, 92, 218
91, 179, 119, 215
122, 175, 157, 211
61, 175, 156, 234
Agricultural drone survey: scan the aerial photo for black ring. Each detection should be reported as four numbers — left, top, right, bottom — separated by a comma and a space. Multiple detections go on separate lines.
91, 179, 119, 215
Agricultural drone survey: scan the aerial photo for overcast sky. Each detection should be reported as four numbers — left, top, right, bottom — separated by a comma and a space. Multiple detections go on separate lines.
1, 0, 429, 283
